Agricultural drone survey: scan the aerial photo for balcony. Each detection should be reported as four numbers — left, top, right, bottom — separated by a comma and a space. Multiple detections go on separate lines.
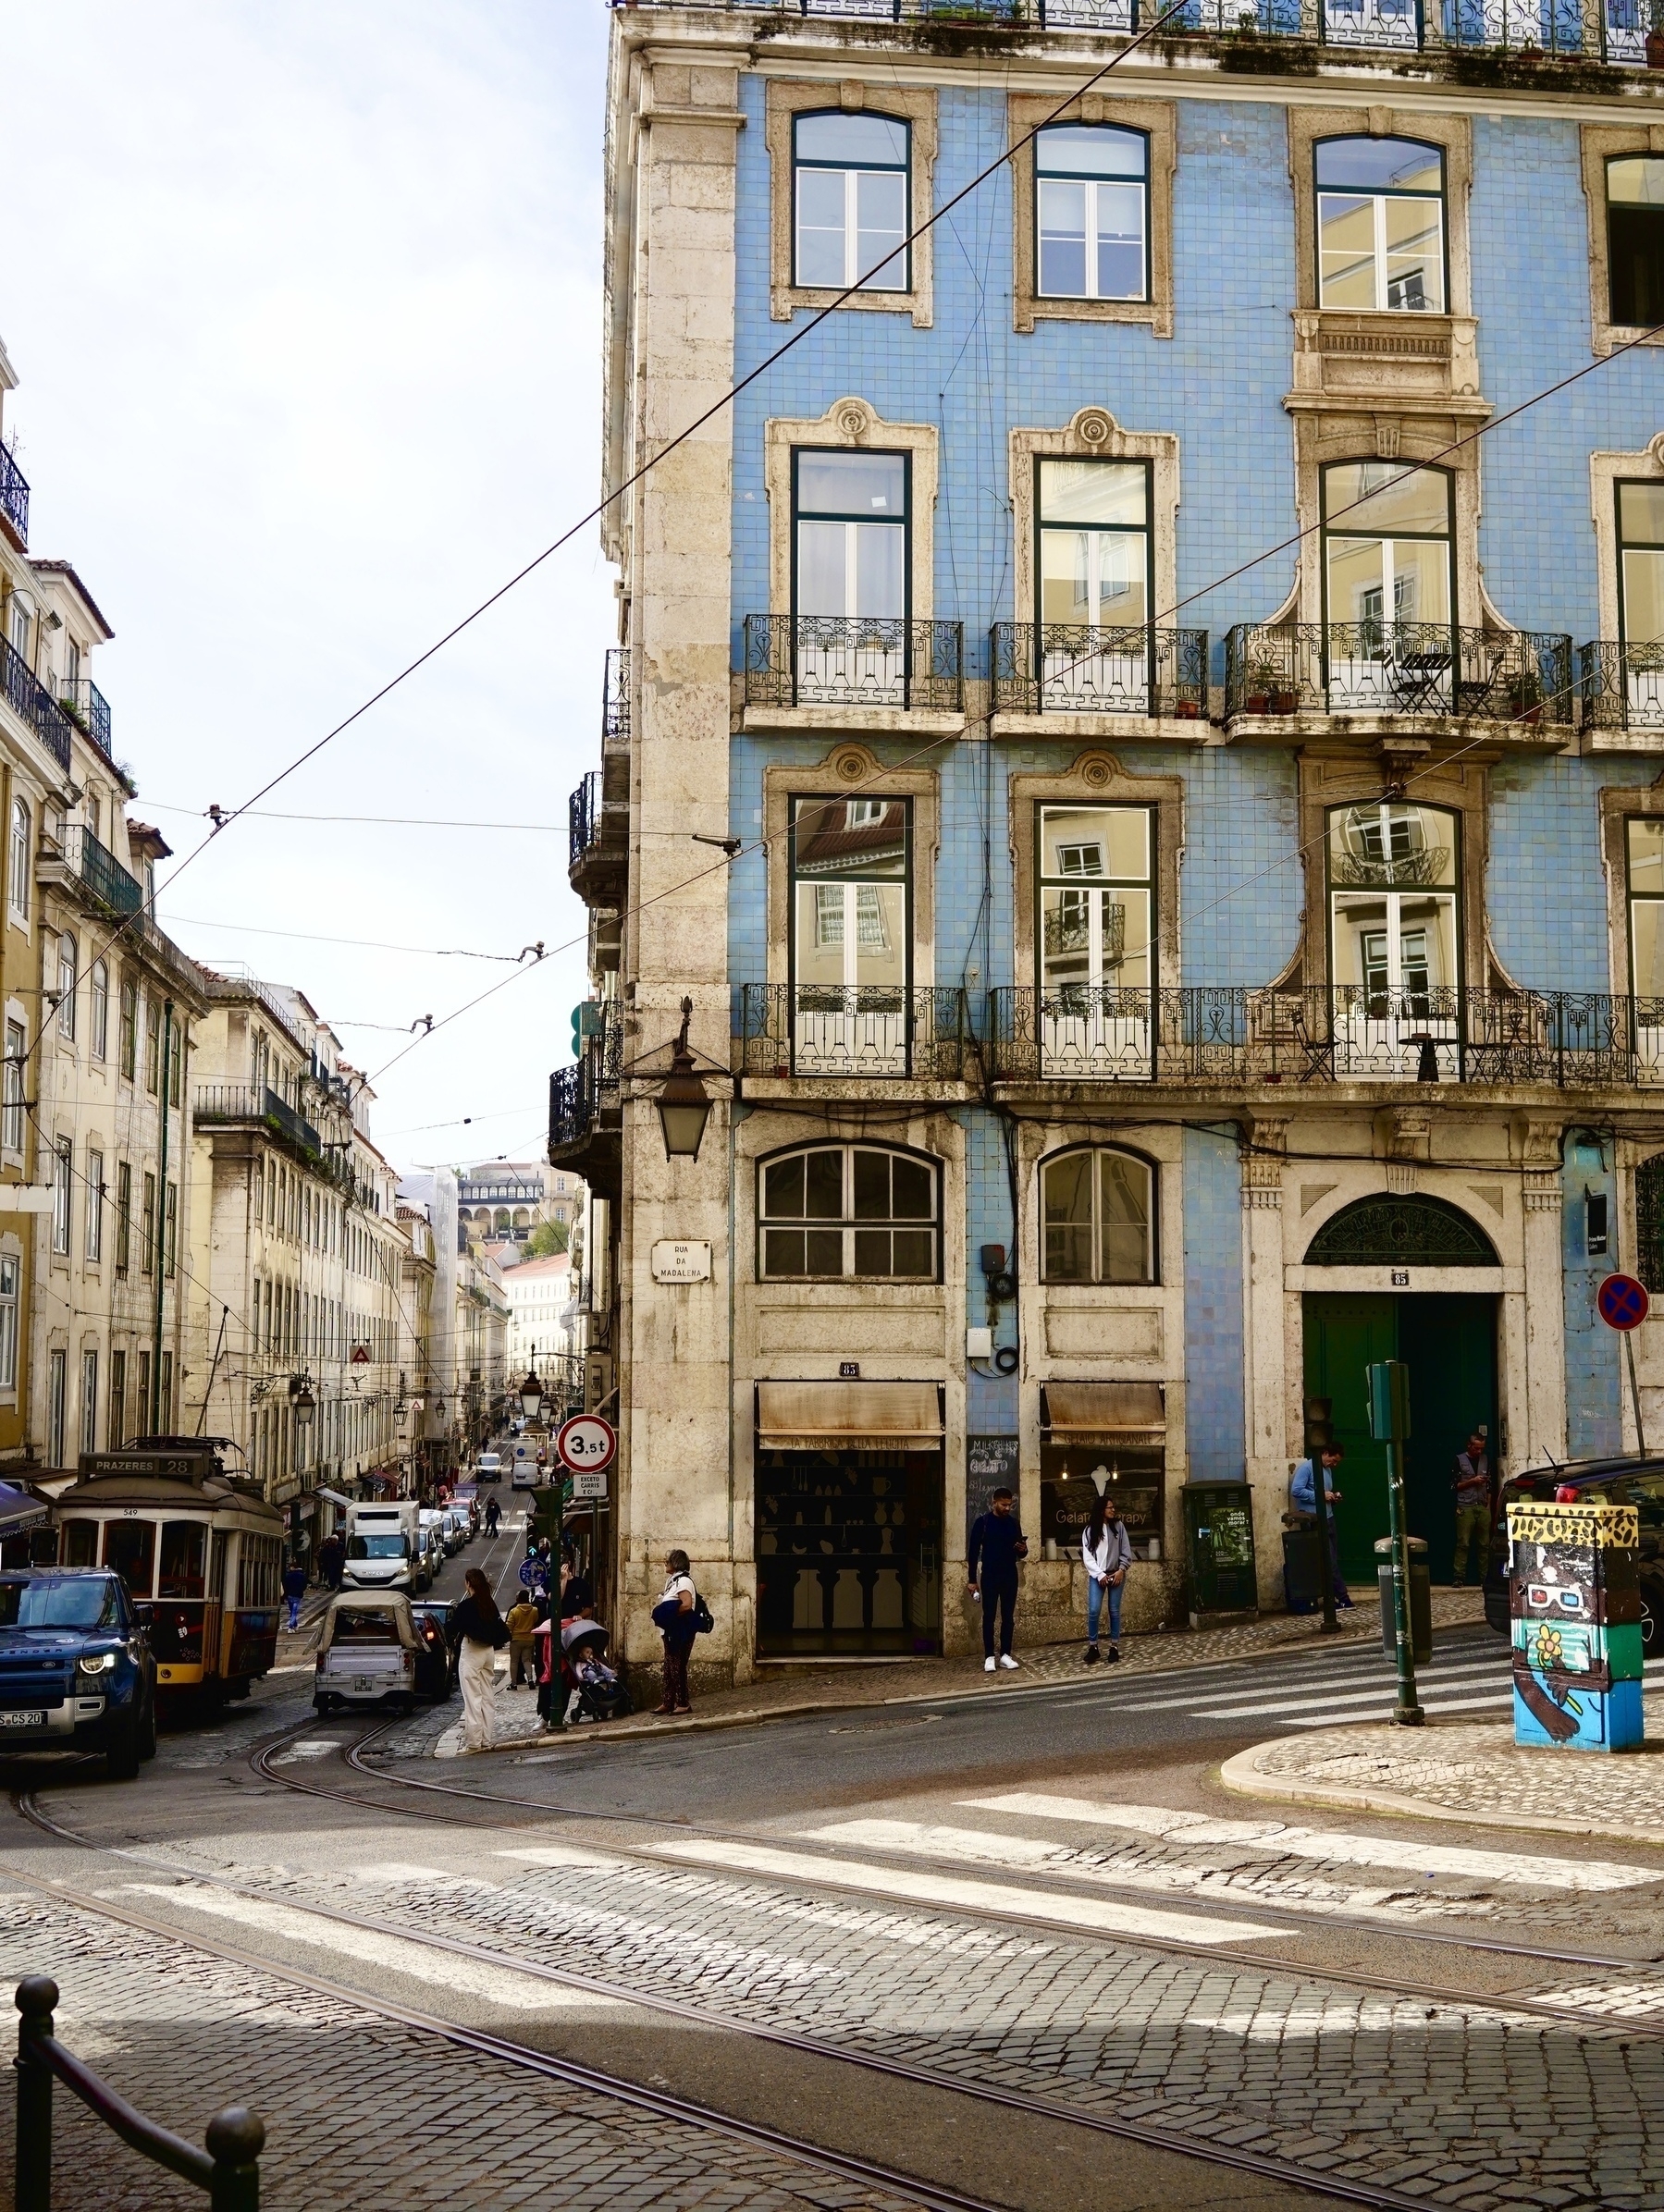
743, 614, 964, 717
0, 443, 28, 547
985, 986, 1664, 1088
568, 760, 628, 908
603, 645, 630, 750
991, 622, 1209, 724
549, 1006, 623, 1162
0, 637, 71, 773
55, 676, 113, 759
72, 827, 142, 917
1578, 642, 1664, 748
605, 0, 1637, 58
1224, 623, 1572, 731
194, 1084, 323, 1161
737, 985, 971, 1080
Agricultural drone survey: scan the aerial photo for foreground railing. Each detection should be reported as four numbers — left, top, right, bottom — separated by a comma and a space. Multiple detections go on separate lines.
738, 984, 970, 1077
16, 1975, 265, 2212
743, 614, 964, 712
985, 986, 1664, 1087
1225, 622, 1572, 725
0, 636, 71, 772
604, 0, 1639, 59
1578, 640, 1664, 737
991, 622, 1208, 719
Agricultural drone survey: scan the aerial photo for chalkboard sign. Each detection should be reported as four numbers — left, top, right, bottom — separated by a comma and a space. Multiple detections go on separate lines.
967, 1435, 1020, 1552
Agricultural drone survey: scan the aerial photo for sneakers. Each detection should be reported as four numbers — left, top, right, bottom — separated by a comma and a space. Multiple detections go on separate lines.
1105, 1644, 1122, 1664
984, 1656, 997, 1672
998, 1653, 1019, 1670
1084, 1644, 1101, 1665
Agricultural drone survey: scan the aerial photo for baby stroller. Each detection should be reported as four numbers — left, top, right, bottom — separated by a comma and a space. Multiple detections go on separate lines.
561, 1616, 633, 1725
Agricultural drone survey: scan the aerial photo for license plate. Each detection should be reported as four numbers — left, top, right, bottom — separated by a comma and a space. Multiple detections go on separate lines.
351, 1677, 377, 1694
0, 1710, 47, 1728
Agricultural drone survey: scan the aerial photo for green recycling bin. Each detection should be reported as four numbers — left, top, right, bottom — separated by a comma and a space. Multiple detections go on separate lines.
1185, 1481, 1258, 1628
1375, 1533, 1431, 1665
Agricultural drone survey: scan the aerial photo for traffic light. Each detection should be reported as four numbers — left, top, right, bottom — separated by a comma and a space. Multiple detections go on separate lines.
1301, 1395, 1333, 1458
570, 1002, 599, 1060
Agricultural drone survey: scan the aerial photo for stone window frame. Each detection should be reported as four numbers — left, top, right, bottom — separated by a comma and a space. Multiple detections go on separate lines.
762, 743, 940, 994
1582, 126, 1664, 362
1008, 750, 1185, 993
1287, 421, 1486, 633
753, 1136, 945, 1287
1287, 106, 1472, 320
1035, 1139, 1164, 1287
1589, 432, 1664, 651
1598, 771, 1664, 1001
765, 80, 937, 328
763, 398, 938, 623
1008, 410, 1180, 640
1009, 94, 1176, 339
1292, 753, 1493, 994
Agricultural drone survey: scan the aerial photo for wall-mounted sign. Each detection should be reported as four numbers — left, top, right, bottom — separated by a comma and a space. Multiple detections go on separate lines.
556, 1414, 616, 1476
651, 1239, 711, 1284
840, 1361, 860, 1378
571, 1469, 609, 1501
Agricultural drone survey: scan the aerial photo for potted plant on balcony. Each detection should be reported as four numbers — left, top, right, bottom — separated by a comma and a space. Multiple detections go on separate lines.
1506, 668, 1544, 726
1244, 651, 1283, 716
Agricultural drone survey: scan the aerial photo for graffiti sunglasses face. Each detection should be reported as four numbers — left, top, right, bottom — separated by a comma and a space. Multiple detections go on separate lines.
1526, 1585, 1585, 1613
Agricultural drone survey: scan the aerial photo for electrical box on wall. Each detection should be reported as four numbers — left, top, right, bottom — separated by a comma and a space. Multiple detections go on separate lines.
967, 1327, 993, 1360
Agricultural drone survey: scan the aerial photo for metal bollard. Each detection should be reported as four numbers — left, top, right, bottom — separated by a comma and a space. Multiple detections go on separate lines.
206, 2105, 265, 2212
15, 1974, 58, 2212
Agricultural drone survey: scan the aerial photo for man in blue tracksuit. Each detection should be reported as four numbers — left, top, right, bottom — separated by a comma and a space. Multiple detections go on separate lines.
968, 1487, 1029, 1672
1290, 1444, 1351, 1608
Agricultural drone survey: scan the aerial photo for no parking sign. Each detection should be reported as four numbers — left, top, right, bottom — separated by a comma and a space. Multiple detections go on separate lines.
1597, 1273, 1649, 1332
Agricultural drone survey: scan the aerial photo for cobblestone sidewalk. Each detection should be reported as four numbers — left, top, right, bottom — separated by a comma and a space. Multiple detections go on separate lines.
366, 1588, 1488, 1760
0, 1890, 930, 2212
1224, 1691, 1664, 1847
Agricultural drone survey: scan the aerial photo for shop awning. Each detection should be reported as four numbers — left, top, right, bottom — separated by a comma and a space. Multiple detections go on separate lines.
0, 1481, 47, 1535
757, 1381, 943, 1452
1041, 1382, 1165, 1444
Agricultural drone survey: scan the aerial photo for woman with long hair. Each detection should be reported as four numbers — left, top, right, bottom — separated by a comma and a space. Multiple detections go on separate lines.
448, 1565, 509, 1751
1081, 1487, 1132, 1665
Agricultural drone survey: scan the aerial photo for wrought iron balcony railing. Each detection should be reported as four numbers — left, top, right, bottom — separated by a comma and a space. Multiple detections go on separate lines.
743, 614, 964, 713
738, 984, 971, 1079
72, 827, 142, 917
570, 770, 602, 870
991, 623, 1209, 720
603, 645, 630, 749
549, 1007, 623, 1151
0, 444, 28, 545
194, 1084, 324, 1155
55, 677, 112, 757
603, 0, 1633, 61
1225, 622, 1572, 726
1578, 641, 1664, 738
0, 637, 70, 773
985, 986, 1664, 1088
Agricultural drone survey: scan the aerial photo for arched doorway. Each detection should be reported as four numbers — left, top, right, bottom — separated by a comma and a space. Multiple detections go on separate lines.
1303, 1195, 1498, 1585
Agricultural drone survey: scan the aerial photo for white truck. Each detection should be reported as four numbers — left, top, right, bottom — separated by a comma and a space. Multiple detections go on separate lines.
341, 1500, 420, 1593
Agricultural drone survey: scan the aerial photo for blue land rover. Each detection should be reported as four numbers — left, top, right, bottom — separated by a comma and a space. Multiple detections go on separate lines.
0, 1570, 157, 1779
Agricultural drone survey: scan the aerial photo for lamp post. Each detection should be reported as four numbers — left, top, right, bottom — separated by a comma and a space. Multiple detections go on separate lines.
656, 997, 712, 1162
291, 1377, 315, 1479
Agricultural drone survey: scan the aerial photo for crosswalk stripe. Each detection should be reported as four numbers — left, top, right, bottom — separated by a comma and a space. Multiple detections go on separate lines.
647, 1837, 1282, 1946
1188, 1679, 1513, 1721
955, 1795, 1658, 1888
1121, 1661, 1507, 1717
1280, 1690, 1515, 1724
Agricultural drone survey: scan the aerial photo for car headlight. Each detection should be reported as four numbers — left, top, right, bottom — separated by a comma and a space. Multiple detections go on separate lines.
77, 1651, 117, 1677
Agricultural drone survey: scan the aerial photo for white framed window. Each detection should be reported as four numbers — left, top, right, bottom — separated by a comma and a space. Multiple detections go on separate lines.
47, 1347, 66, 1466
0, 1256, 19, 1390
1042, 1146, 1157, 1284
1608, 156, 1664, 327
80, 1349, 98, 1456
90, 960, 108, 1061
1316, 137, 1445, 313
85, 1149, 103, 1262
2, 1021, 22, 1155
8, 801, 28, 923
794, 449, 908, 621
758, 1143, 939, 1281
793, 111, 908, 292
52, 1137, 71, 1256
1036, 124, 1149, 301
55, 933, 76, 1040
1327, 801, 1460, 1012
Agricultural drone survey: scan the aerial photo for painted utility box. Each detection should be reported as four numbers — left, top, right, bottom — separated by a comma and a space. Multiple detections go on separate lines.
1508, 1502, 1644, 1751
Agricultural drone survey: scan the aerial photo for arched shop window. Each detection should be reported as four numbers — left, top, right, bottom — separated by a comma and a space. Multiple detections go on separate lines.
1041, 1146, 1156, 1284
758, 1144, 938, 1280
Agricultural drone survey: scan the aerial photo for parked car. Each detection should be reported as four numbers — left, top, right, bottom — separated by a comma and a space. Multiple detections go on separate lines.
439, 1508, 469, 1555
475, 1453, 502, 1483
409, 1599, 458, 1698
0, 1569, 158, 1779
1484, 1455, 1664, 1653
314, 1591, 450, 1711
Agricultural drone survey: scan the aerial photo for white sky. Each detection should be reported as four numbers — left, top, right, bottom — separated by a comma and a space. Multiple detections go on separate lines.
1, 1, 612, 1177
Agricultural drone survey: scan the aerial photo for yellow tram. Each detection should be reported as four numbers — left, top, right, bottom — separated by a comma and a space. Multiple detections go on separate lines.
53, 1442, 284, 1701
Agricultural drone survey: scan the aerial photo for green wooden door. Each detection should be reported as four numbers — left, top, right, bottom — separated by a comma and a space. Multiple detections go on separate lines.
1302, 1293, 1498, 1587
1398, 1295, 1498, 1585
1301, 1294, 1398, 1583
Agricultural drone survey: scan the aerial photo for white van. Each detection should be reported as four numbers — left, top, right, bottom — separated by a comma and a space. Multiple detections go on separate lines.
475, 1453, 502, 1483
511, 1445, 539, 1492
342, 1501, 419, 1592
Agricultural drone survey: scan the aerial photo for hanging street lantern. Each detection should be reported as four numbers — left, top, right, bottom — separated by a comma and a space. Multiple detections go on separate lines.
519, 1369, 544, 1420
656, 996, 711, 1161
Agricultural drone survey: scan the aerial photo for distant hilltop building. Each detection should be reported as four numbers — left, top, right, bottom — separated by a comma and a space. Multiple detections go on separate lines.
455, 1161, 584, 1248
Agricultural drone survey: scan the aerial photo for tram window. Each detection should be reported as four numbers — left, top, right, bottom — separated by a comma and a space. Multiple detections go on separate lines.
61, 1520, 96, 1568
236, 1533, 281, 1608
210, 1530, 229, 1603
158, 1520, 206, 1600
102, 1518, 155, 1598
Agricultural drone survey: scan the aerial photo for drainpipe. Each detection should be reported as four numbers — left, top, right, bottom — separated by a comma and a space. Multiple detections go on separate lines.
152, 998, 172, 1431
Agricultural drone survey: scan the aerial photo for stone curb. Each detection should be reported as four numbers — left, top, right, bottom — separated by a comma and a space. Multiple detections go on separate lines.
1219, 1726, 1664, 1850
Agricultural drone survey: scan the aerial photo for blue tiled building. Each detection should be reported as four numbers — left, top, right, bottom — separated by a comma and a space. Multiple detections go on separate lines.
564, 0, 1664, 1685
